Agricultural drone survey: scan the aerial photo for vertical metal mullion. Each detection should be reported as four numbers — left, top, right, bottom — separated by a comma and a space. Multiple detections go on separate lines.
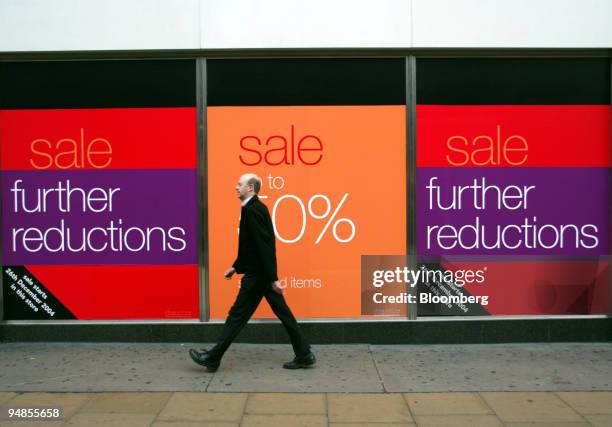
0, 150, 3, 323
406, 55, 418, 320
609, 57, 612, 316
197, 58, 210, 322
0, 61, 4, 322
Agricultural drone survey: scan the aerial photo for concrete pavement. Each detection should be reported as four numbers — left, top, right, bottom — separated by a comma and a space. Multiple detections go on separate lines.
1, 343, 611, 392
0, 342, 611, 426
1, 391, 612, 426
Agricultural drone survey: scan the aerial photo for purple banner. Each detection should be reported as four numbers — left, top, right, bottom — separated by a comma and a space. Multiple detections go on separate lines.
2, 169, 197, 264
417, 167, 611, 256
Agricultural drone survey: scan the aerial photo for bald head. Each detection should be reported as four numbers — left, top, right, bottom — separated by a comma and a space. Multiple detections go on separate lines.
236, 173, 262, 201
242, 173, 262, 193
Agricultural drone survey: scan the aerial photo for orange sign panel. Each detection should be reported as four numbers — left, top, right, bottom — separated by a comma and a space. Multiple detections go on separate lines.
207, 106, 406, 318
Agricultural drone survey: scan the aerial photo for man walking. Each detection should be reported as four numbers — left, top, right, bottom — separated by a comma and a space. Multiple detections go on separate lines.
189, 173, 315, 372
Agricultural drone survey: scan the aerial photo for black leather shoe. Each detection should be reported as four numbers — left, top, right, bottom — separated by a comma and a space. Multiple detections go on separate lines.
283, 352, 316, 369
189, 349, 220, 372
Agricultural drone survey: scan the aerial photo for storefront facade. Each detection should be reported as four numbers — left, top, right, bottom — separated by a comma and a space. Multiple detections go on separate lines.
1, 0, 610, 342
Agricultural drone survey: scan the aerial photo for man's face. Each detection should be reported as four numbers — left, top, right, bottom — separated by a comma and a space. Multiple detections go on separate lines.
235, 175, 253, 200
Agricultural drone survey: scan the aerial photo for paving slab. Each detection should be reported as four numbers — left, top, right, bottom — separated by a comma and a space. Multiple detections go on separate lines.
152, 423, 238, 427
504, 423, 591, 427
556, 391, 612, 414
413, 414, 503, 427
245, 393, 326, 414
63, 412, 156, 426
206, 344, 383, 392
78, 392, 171, 414
372, 343, 612, 392
480, 392, 585, 423
327, 393, 413, 424
329, 424, 414, 427
403, 392, 492, 415
241, 414, 327, 427
0, 393, 15, 405
1, 392, 93, 418
583, 414, 612, 427
156, 392, 246, 423
0, 421, 64, 427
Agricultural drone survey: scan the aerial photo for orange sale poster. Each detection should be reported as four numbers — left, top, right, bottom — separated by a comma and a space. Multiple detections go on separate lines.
207, 105, 406, 318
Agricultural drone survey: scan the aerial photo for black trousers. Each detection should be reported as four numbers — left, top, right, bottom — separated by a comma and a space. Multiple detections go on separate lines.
207, 275, 310, 361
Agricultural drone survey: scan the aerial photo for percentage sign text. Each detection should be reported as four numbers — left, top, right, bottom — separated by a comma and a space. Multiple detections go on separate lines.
272, 193, 356, 244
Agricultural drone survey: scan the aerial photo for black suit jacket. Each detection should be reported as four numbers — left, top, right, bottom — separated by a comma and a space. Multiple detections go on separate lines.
232, 195, 278, 282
